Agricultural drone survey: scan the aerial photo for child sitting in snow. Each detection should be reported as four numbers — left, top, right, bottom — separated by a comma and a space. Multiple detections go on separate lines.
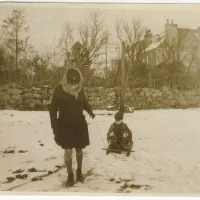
106, 112, 133, 155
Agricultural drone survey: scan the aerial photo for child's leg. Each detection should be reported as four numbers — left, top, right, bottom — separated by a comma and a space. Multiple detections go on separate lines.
75, 148, 83, 170
64, 149, 74, 186
121, 134, 133, 149
108, 136, 121, 149
64, 149, 73, 173
75, 148, 84, 182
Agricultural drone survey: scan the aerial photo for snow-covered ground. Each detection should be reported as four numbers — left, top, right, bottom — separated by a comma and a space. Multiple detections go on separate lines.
0, 109, 200, 195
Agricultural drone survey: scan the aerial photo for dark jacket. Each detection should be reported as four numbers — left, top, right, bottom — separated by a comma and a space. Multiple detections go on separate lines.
107, 122, 132, 142
49, 85, 94, 149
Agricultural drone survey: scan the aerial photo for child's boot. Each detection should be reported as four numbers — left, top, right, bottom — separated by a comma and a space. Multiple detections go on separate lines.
66, 172, 75, 187
76, 168, 84, 182
76, 149, 84, 182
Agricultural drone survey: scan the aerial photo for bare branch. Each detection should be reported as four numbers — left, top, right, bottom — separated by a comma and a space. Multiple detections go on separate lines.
78, 11, 107, 62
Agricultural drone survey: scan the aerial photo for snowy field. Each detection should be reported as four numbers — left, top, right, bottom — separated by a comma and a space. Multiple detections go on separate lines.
0, 109, 200, 196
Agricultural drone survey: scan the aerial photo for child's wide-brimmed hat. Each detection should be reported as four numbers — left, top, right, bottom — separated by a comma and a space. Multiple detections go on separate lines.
66, 68, 81, 84
114, 112, 124, 121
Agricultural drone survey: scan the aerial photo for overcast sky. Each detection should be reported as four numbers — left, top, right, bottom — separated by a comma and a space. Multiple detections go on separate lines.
0, 3, 200, 54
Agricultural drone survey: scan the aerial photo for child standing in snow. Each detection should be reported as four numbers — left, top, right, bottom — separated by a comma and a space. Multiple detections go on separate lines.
107, 112, 133, 155
49, 68, 95, 187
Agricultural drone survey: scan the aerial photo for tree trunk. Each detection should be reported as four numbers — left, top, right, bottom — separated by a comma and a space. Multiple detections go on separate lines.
15, 29, 18, 70
15, 28, 19, 84
120, 41, 125, 113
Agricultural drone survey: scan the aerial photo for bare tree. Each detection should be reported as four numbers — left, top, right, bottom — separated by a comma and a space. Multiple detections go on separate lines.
116, 18, 147, 87
1, 9, 31, 84
78, 11, 108, 63
59, 11, 108, 70
58, 22, 74, 69
57, 11, 108, 86
2, 9, 30, 70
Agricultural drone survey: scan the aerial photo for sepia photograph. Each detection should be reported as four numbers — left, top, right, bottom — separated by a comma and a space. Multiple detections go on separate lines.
0, 2, 200, 196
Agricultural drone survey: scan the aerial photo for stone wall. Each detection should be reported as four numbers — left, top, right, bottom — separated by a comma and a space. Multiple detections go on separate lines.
120, 87, 200, 109
84, 87, 118, 110
0, 85, 53, 110
1, 84, 200, 110
0, 85, 118, 111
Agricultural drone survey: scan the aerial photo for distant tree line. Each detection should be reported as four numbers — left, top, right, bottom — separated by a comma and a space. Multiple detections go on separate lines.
0, 8, 200, 90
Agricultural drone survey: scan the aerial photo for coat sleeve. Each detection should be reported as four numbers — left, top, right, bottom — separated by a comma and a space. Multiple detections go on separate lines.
82, 88, 94, 116
107, 124, 114, 142
125, 124, 132, 141
49, 88, 59, 130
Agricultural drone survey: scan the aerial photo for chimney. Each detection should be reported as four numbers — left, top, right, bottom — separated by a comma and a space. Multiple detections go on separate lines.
165, 19, 178, 45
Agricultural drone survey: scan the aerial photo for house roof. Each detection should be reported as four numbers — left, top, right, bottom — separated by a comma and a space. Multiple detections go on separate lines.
178, 28, 190, 39
145, 27, 200, 52
145, 37, 165, 52
194, 32, 200, 42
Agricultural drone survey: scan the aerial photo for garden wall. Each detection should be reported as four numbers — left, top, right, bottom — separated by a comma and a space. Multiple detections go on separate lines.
1, 84, 200, 110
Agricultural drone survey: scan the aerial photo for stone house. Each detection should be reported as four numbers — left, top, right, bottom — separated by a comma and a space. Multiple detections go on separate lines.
143, 19, 200, 71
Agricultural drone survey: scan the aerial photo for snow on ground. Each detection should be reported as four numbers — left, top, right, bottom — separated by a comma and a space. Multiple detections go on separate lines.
0, 109, 200, 195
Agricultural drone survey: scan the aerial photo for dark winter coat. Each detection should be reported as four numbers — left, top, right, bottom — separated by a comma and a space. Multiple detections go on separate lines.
107, 122, 132, 142
49, 85, 94, 149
